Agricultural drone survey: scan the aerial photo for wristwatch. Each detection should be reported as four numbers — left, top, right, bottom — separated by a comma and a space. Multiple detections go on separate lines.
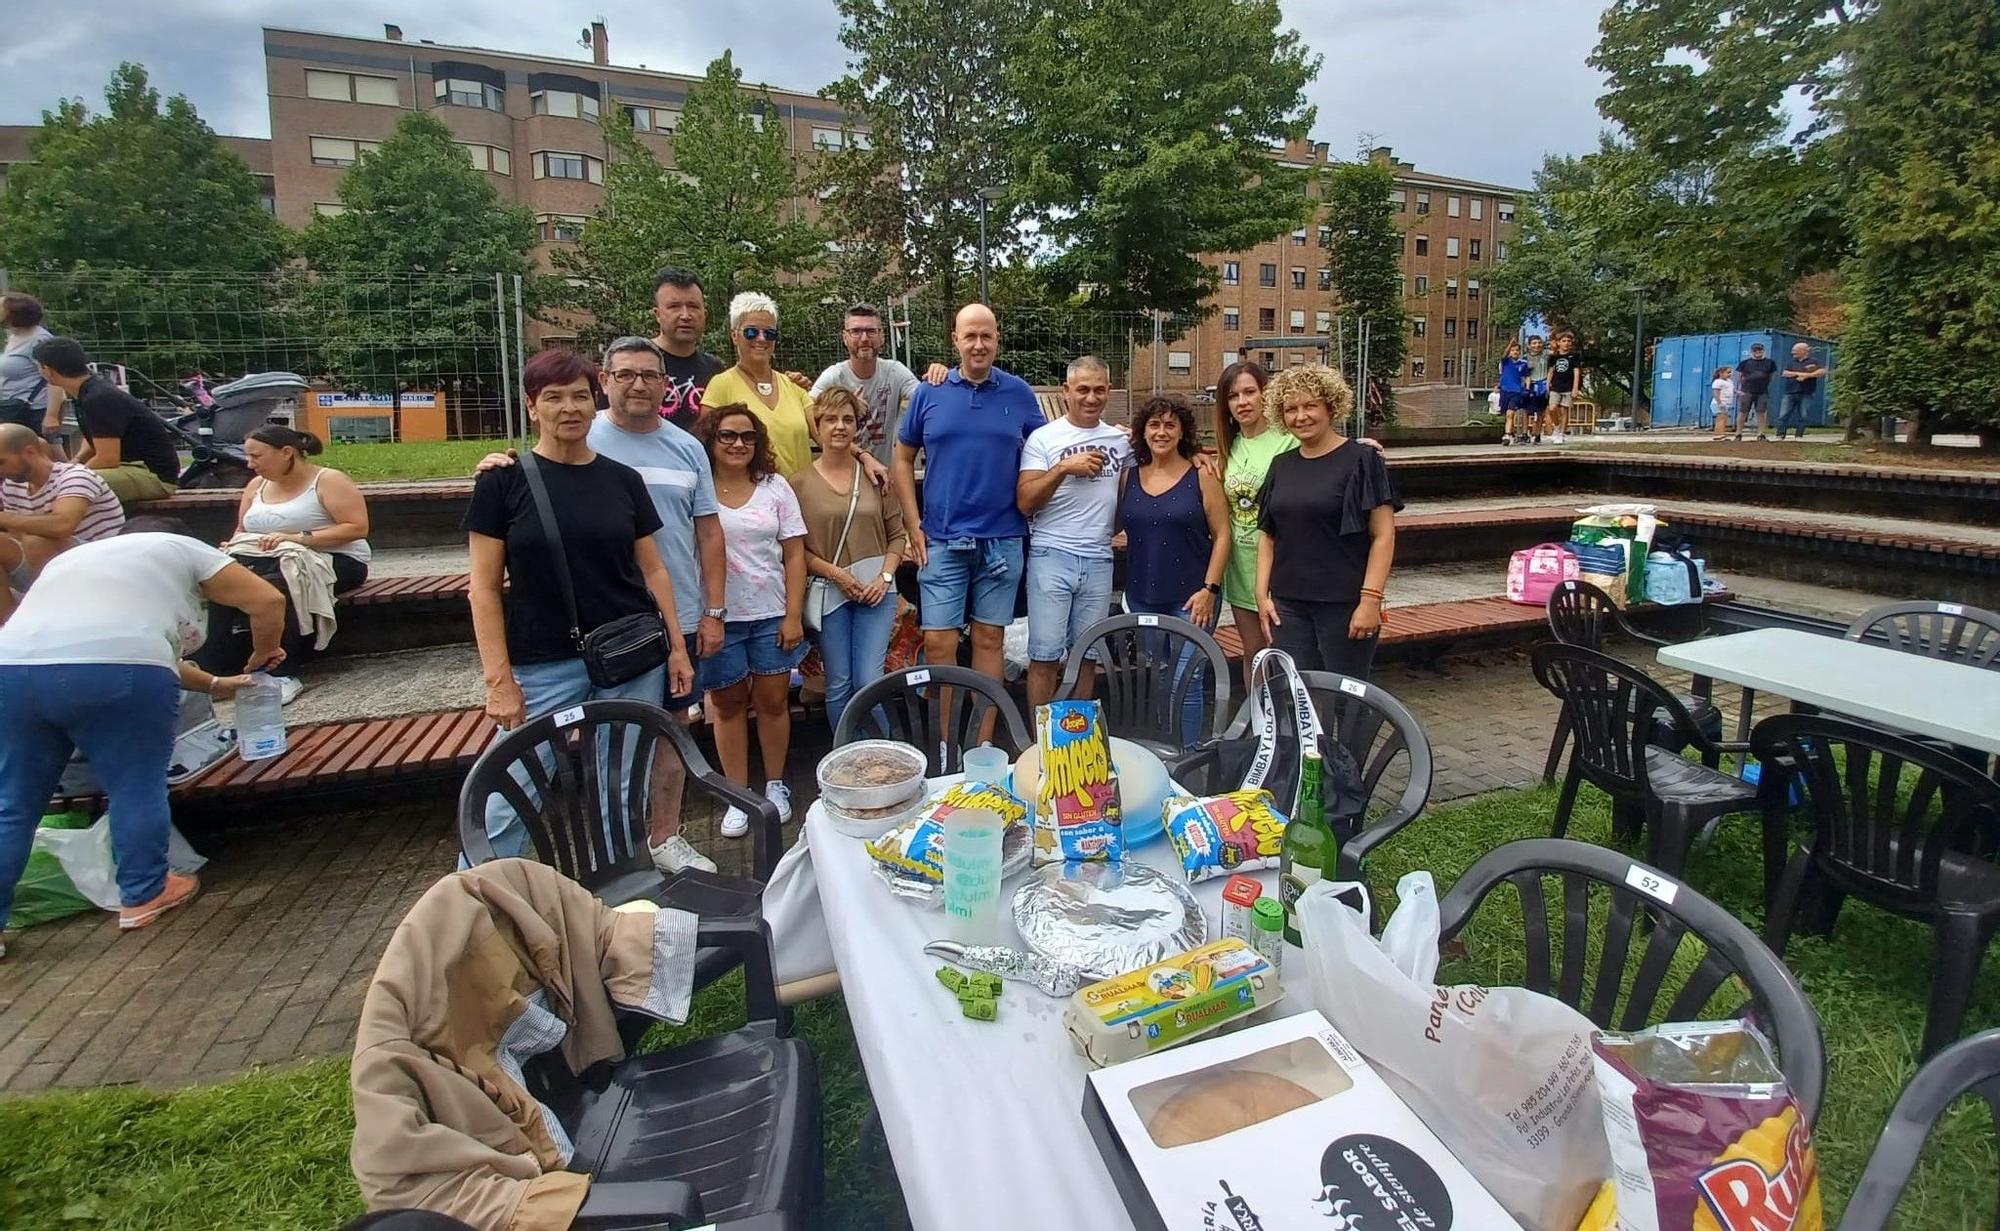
881, 571, 896, 585
702, 606, 727, 620
1204, 582, 1223, 596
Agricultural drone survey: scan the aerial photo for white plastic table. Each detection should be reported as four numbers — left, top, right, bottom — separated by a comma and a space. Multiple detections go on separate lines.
1657, 628, 2000, 754
803, 783, 1310, 1231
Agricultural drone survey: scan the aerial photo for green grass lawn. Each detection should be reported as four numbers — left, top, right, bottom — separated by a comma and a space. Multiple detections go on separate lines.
4, 783, 1994, 1229
315, 438, 517, 482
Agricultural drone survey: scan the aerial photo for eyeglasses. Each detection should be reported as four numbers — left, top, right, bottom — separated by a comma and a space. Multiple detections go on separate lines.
844, 326, 881, 337
607, 369, 665, 384
714, 429, 757, 445
741, 326, 780, 342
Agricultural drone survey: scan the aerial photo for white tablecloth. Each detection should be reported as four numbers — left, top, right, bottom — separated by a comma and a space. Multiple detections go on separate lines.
771, 779, 1314, 1231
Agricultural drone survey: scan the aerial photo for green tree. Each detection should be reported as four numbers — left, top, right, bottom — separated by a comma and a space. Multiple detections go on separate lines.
0, 63, 290, 378
299, 111, 542, 397
1007, 0, 1320, 317
555, 52, 827, 352
1836, 0, 2000, 442
822, 0, 1022, 308
1318, 162, 1406, 423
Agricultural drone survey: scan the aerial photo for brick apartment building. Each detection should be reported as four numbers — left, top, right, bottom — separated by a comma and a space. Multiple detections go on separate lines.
0, 126, 274, 212
1134, 143, 1522, 417
262, 22, 858, 276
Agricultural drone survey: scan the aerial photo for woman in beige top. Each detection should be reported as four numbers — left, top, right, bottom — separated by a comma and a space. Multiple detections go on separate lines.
789, 388, 908, 729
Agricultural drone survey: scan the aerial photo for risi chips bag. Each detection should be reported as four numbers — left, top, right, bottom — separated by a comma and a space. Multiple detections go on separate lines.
1028, 700, 1123, 865
1586, 1021, 1821, 1231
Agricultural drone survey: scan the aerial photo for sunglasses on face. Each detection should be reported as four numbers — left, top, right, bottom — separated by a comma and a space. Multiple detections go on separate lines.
741, 326, 780, 342
714, 428, 757, 445
608, 369, 665, 384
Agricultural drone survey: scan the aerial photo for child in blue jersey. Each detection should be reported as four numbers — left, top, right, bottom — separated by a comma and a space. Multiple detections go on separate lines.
1497, 341, 1532, 445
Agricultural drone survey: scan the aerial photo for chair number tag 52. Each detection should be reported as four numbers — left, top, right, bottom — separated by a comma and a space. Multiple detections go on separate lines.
1137, 615, 1160, 627
1624, 865, 1678, 905
1338, 678, 1367, 698
907, 669, 931, 686
553, 706, 586, 728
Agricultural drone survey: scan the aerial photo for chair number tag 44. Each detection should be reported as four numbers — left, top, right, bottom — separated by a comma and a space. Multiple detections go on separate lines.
554, 706, 586, 728
1624, 864, 1678, 905
1338, 678, 1367, 697
1137, 615, 1160, 627
907, 669, 931, 686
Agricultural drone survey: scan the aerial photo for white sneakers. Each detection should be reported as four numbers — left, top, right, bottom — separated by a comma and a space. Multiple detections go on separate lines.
723, 780, 793, 839
278, 676, 305, 705
650, 834, 717, 875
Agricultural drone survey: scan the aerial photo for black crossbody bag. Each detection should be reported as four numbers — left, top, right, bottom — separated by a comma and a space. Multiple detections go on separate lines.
520, 451, 671, 688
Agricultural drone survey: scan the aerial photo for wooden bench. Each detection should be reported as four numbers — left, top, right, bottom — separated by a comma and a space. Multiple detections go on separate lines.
144, 709, 495, 806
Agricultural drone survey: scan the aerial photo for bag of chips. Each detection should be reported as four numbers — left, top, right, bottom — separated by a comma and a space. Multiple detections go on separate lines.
1585, 1021, 1822, 1231
1029, 699, 1123, 865
864, 781, 1030, 904
1163, 789, 1289, 882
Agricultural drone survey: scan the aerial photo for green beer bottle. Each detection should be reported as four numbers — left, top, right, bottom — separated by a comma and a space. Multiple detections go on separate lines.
1278, 748, 1337, 947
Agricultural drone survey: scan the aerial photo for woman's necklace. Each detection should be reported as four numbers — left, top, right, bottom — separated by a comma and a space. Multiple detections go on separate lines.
740, 365, 774, 398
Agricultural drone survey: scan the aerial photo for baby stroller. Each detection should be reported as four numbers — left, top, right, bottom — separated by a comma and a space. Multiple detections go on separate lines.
173, 371, 308, 490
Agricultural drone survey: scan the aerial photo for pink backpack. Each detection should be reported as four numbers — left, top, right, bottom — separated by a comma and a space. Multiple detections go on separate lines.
1506, 542, 1580, 606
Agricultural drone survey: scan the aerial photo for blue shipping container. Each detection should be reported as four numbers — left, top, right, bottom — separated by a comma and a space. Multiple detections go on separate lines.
1649, 330, 1838, 429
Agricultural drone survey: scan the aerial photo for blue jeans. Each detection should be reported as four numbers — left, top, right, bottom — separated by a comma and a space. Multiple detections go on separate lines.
817, 591, 899, 730
0, 663, 181, 929
1776, 392, 1809, 438
917, 536, 1023, 630
472, 657, 666, 864
1026, 545, 1115, 662
1126, 596, 1215, 750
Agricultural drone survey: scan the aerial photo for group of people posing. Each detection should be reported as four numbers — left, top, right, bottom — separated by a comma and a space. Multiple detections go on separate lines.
1496, 333, 1583, 446
1709, 341, 1828, 441
463, 267, 1401, 877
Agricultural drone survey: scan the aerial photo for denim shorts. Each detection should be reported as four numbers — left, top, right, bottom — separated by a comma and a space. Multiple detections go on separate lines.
1026, 544, 1115, 662
697, 615, 807, 693
916, 536, 1024, 631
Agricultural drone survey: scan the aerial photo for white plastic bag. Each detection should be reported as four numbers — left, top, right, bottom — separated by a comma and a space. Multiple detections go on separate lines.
31, 816, 208, 912
761, 831, 835, 989
1297, 872, 1610, 1231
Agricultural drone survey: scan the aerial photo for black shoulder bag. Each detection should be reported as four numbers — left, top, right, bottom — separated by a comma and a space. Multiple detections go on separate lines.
520, 451, 671, 688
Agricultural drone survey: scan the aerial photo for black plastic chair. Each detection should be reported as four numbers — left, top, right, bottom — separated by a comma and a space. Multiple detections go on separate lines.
1753, 713, 2000, 1060
1531, 643, 1771, 883
1840, 1029, 2000, 1230
458, 700, 780, 991
1058, 612, 1233, 757
1542, 579, 1723, 780
834, 664, 1031, 776
1175, 669, 1433, 881
523, 914, 822, 1230
1436, 837, 1826, 1124
1846, 600, 2000, 670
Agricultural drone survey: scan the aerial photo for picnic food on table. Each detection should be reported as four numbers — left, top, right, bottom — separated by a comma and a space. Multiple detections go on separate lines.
818, 740, 928, 834
1165, 788, 1289, 882
1024, 700, 1124, 865
864, 781, 1029, 901
1143, 1069, 1321, 1148
1063, 937, 1280, 1067
922, 940, 1086, 997
1012, 734, 1174, 847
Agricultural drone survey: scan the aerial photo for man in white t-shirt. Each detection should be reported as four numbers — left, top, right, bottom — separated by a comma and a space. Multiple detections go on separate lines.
809, 303, 923, 467
0, 424, 124, 594
1017, 355, 1130, 706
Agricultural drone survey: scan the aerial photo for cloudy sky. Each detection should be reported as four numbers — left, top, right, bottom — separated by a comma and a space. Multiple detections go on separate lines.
0, 0, 1611, 188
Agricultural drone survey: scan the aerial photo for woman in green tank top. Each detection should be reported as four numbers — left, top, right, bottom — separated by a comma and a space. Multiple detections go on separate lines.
1210, 361, 1296, 663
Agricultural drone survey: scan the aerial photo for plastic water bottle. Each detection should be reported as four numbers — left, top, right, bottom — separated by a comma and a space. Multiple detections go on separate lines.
942, 798, 1005, 945
235, 672, 289, 761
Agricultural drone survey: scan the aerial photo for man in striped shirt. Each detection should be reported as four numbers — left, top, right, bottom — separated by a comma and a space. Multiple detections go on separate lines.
0, 423, 125, 603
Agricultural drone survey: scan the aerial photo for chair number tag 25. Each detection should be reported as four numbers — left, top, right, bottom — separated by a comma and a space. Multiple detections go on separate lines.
553, 706, 586, 728
907, 669, 931, 686
1137, 615, 1160, 627
1624, 865, 1678, 905
1338, 678, 1367, 697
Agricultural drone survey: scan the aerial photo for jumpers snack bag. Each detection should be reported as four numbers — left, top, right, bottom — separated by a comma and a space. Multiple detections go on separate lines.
1164, 789, 1289, 882
1030, 700, 1123, 866
1589, 1021, 1822, 1231
866, 781, 1028, 885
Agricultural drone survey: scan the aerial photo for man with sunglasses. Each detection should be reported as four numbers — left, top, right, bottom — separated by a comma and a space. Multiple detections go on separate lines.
810, 303, 948, 466
475, 335, 726, 875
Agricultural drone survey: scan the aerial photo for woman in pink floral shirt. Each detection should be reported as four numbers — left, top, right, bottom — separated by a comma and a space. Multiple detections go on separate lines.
695, 403, 807, 837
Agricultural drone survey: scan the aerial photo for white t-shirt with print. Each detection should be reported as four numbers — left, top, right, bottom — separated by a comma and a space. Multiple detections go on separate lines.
0, 533, 231, 670
716, 475, 807, 622
1020, 417, 1130, 558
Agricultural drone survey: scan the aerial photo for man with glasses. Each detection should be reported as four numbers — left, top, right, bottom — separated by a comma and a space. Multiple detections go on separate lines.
810, 303, 944, 466
477, 336, 727, 875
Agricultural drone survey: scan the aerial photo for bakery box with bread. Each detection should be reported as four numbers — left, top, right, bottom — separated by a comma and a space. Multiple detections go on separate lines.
1083, 1010, 1526, 1231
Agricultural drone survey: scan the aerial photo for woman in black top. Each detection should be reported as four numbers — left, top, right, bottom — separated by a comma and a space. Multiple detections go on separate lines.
1254, 364, 1400, 678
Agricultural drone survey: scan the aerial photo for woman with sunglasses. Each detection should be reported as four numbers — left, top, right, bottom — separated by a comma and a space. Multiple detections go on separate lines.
696, 404, 808, 837
699, 292, 815, 477
1253, 364, 1400, 678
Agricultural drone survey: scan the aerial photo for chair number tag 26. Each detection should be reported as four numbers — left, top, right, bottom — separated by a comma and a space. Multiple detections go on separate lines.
1137, 615, 1160, 627
1338, 678, 1367, 697
1625, 865, 1678, 905
907, 669, 931, 686
553, 706, 586, 728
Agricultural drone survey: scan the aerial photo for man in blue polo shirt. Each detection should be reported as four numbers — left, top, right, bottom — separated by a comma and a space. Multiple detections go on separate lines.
893, 302, 1046, 680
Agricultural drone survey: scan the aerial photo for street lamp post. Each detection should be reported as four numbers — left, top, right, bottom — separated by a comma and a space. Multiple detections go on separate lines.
976, 185, 1007, 304
1630, 287, 1645, 427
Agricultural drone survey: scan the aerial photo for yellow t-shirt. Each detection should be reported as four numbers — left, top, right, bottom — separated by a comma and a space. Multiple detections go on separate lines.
701, 368, 815, 477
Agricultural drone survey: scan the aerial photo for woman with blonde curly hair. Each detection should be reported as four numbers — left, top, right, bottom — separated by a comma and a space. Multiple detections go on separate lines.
1253, 364, 1401, 677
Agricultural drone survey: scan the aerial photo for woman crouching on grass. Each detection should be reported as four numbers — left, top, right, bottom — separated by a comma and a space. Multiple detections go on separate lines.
1253, 364, 1401, 679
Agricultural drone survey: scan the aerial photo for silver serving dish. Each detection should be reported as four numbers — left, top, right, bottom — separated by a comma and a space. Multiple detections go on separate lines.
817, 740, 928, 813
1011, 861, 1207, 980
